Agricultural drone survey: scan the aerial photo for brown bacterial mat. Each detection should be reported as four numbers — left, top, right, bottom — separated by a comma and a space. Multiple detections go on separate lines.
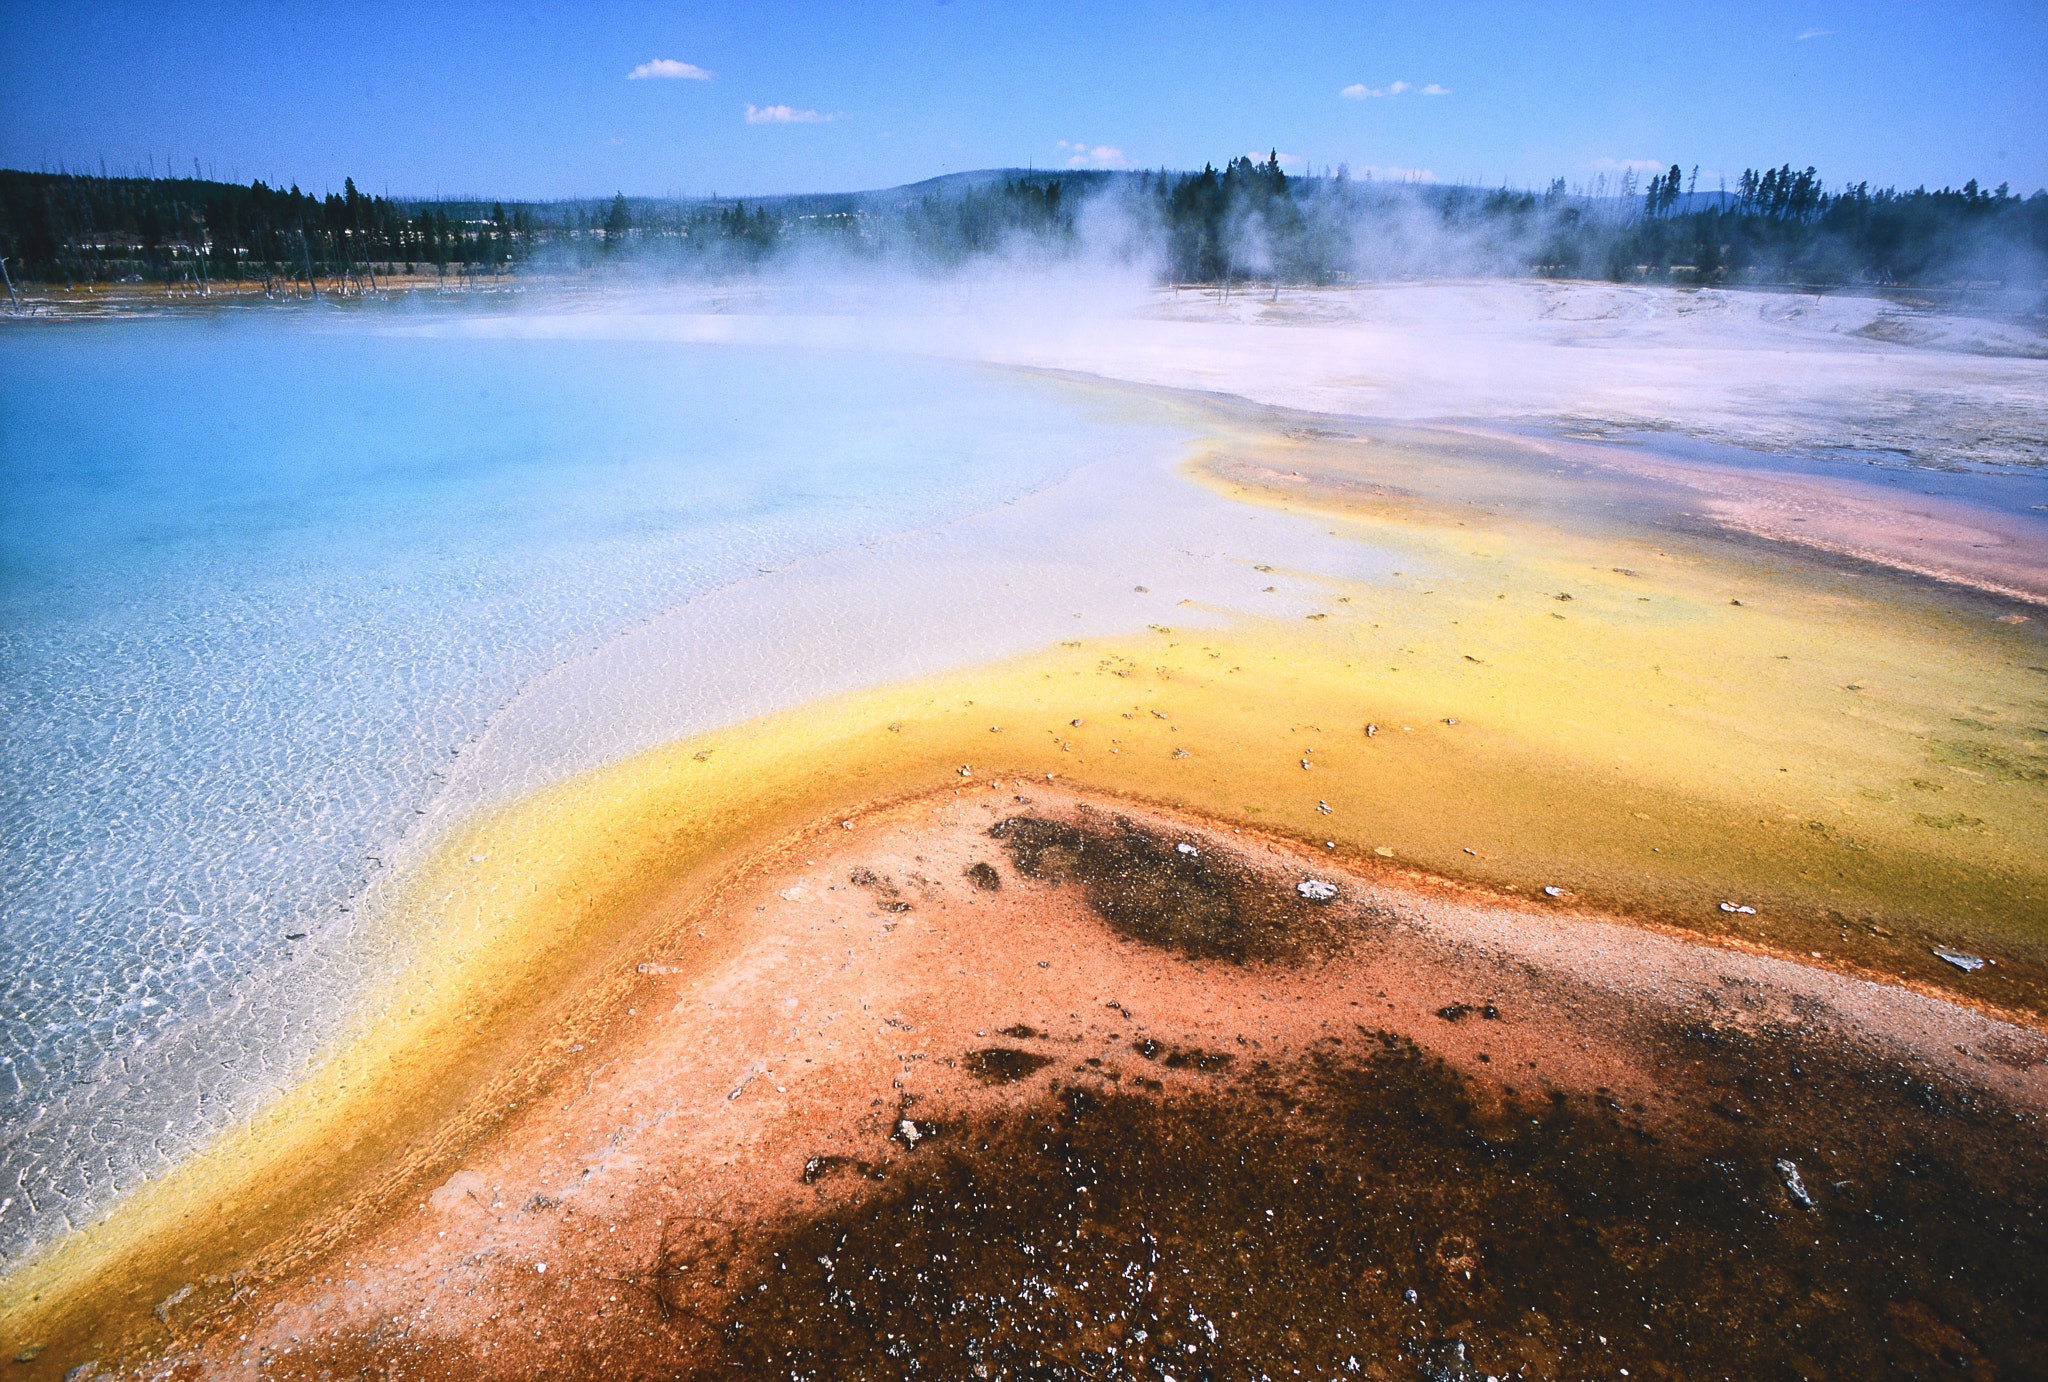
134, 788, 2044, 1381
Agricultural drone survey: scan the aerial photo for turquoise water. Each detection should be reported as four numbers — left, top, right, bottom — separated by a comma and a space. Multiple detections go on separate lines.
0, 313, 1171, 1264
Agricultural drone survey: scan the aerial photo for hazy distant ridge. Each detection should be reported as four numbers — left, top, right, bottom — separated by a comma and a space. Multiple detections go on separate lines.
1, 161, 2042, 301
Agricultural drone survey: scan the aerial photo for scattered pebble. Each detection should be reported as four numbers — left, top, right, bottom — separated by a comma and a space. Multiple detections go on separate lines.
152, 1284, 192, 1323
1297, 878, 1339, 901
958, 765, 973, 777
1365, 724, 1378, 737
1719, 902, 1757, 915
1776, 1159, 1814, 1208
1934, 948, 1987, 972
1176, 843, 1199, 857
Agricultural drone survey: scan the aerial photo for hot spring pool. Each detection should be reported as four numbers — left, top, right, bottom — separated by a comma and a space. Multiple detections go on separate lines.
0, 311, 1199, 1264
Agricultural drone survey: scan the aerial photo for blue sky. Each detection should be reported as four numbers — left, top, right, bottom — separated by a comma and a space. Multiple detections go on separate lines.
3, 0, 2042, 200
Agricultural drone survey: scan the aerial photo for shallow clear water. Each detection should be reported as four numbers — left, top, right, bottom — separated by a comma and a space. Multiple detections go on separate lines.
0, 313, 1185, 1263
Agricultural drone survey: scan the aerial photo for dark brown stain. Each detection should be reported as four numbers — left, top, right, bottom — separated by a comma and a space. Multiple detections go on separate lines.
990, 814, 1369, 961
669, 1022, 2044, 1382
962, 1048, 1054, 1086
798, 1155, 883, 1186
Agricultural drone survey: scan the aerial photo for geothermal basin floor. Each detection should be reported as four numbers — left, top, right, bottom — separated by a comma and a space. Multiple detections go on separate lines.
157, 786, 2047, 1381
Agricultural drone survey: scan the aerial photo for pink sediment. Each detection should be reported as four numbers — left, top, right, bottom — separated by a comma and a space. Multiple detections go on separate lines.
1522, 429, 2048, 606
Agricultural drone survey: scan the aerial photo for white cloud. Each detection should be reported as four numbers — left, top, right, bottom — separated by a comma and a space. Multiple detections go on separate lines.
1795, 26, 1832, 40
1341, 79, 1426, 99
1590, 157, 1667, 173
1057, 140, 1128, 169
746, 103, 837, 125
1244, 150, 1305, 168
627, 58, 712, 81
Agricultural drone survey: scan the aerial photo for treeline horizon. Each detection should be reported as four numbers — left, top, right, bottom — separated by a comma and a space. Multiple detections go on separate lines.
1, 159, 2043, 303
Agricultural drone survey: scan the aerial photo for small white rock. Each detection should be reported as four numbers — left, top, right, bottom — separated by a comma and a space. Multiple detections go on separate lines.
1298, 878, 1339, 901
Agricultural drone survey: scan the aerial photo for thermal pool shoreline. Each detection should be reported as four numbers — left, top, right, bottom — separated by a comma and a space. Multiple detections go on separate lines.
135, 785, 2048, 1381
